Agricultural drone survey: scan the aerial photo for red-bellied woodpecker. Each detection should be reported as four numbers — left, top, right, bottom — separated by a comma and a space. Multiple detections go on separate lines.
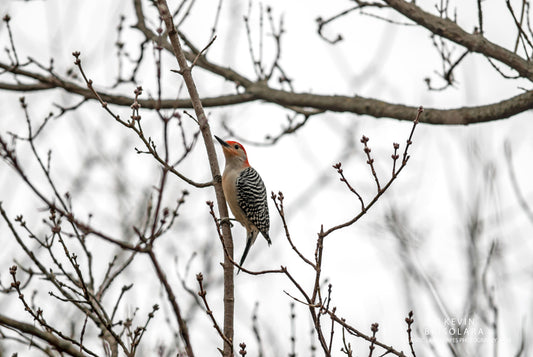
215, 136, 271, 271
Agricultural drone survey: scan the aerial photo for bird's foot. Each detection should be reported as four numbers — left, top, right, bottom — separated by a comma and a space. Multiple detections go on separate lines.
219, 217, 234, 228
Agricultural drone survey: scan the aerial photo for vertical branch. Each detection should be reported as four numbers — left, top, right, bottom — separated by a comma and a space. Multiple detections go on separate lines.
504, 142, 533, 224
155, 1, 235, 356
196, 273, 232, 348
148, 249, 193, 356
506, 0, 531, 56
368, 323, 378, 357
405, 311, 417, 357
481, 242, 499, 357
251, 302, 264, 357
361, 135, 381, 192
2, 15, 20, 66
289, 302, 296, 357
476, 0, 484, 34
309, 227, 331, 356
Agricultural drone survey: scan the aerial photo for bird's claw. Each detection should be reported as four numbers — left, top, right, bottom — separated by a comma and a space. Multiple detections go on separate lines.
219, 217, 234, 228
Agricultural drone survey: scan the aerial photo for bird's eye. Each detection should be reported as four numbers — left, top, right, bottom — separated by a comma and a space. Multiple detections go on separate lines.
234, 144, 240, 150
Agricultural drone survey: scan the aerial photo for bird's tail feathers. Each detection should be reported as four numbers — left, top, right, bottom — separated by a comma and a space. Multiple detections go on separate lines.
237, 238, 253, 274
263, 232, 272, 246
237, 230, 257, 274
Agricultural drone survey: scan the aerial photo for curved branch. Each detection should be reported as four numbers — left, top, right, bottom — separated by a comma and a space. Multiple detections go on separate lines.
2, 60, 531, 125
0, 81, 53, 91
0, 61, 255, 109
2, 0, 532, 125
0, 314, 87, 357
383, 0, 533, 80
0, 78, 255, 108
132, 0, 253, 87
244, 83, 533, 125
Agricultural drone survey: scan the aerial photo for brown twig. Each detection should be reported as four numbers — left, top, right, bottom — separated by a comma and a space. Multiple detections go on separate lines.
327, 306, 336, 355
251, 302, 265, 357
506, 0, 533, 58
238, 342, 247, 356
8, 266, 100, 357
361, 135, 381, 191
384, 0, 533, 80
0, 313, 88, 357
316, 1, 388, 44
340, 325, 353, 356
391, 142, 400, 176
324, 107, 422, 238
400, 107, 422, 168
289, 302, 296, 357
148, 249, 193, 356
275, 109, 422, 357
309, 228, 330, 356
405, 311, 416, 357
188, 36, 217, 71
333, 163, 365, 212
325, 309, 407, 357
368, 323, 379, 357
0, 135, 140, 252
271, 191, 315, 267
71, 53, 210, 188
2, 14, 20, 66
196, 273, 233, 350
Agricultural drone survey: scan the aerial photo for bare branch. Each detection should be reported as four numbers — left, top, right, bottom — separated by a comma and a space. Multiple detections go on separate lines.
1, 57, 532, 124
71, 53, 211, 188
405, 311, 417, 357
155, 1, 235, 355
383, 0, 533, 80
0, 314, 87, 357
196, 273, 232, 350
323, 107, 421, 238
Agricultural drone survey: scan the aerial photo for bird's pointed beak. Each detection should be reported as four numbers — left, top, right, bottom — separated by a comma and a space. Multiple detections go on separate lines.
214, 135, 230, 148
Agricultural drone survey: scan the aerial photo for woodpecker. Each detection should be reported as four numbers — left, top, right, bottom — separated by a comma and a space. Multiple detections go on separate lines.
215, 136, 271, 271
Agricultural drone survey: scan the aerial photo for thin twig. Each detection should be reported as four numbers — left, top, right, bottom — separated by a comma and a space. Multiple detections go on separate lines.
72, 52, 211, 189
3, 15, 20, 66
324, 107, 422, 238
332, 163, 365, 212
271, 191, 315, 267
369, 323, 379, 357
361, 135, 381, 191
196, 273, 233, 350
405, 311, 416, 357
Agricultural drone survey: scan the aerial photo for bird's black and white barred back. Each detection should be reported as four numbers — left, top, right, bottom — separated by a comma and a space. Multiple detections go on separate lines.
236, 166, 271, 244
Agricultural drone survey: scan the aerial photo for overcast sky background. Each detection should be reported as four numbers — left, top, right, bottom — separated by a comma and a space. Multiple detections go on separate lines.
1, 0, 532, 356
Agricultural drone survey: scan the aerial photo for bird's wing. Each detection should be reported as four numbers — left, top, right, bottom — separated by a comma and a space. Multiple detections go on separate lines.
236, 167, 270, 239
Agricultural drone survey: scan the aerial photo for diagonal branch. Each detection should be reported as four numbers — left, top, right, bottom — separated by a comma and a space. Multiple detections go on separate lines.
383, 0, 533, 80
0, 314, 87, 357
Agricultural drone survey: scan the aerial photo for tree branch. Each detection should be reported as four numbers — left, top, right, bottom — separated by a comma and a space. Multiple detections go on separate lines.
2, 58, 531, 125
383, 0, 533, 80
0, 314, 87, 357
155, 1, 235, 356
